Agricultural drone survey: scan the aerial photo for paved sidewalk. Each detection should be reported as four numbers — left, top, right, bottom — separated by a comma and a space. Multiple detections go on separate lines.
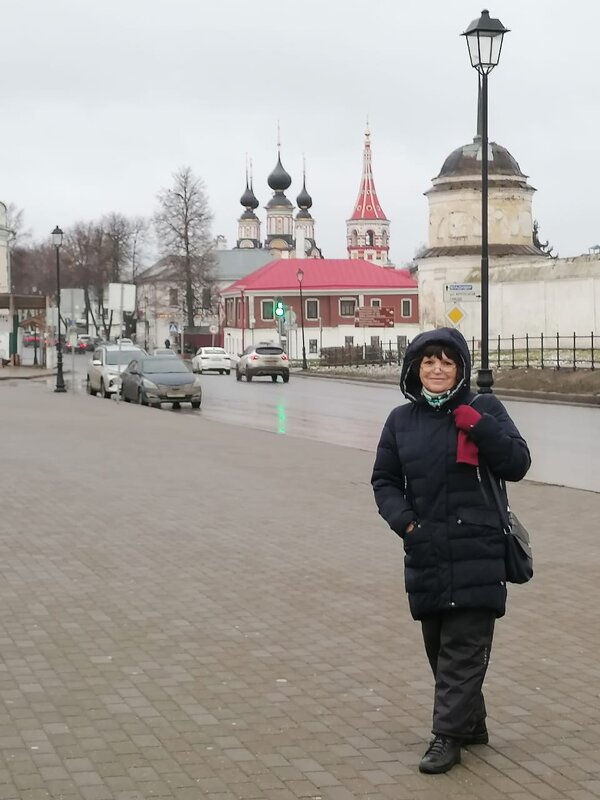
0, 380, 598, 800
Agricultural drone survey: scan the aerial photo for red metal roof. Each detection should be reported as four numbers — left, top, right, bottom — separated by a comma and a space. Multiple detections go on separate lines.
221, 258, 416, 294
349, 130, 388, 221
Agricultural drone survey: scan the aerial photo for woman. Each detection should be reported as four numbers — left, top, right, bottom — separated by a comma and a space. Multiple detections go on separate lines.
371, 328, 530, 774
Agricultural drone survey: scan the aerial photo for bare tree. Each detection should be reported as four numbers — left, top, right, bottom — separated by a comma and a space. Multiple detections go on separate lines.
130, 216, 149, 281
154, 167, 215, 329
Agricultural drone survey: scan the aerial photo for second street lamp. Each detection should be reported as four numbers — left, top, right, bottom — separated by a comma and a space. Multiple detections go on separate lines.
51, 225, 66, 393
296, 268, 308, 370
461, 8, 509, 394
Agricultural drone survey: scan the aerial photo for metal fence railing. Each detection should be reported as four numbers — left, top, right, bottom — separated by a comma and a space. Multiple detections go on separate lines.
318, 333, 597, 370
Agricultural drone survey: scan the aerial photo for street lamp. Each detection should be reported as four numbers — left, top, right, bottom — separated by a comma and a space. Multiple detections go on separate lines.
51, 225, 66, 393
461, 9, 509, 394
239, 285, 246, 352
296, 268, 308, 370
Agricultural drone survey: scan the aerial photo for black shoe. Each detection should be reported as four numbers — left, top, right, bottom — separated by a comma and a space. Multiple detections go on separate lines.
463, 719, 489, 746
418, 735, 461, 774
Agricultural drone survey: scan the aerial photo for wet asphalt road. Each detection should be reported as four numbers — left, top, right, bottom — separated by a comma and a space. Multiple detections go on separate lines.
37, 354, 600, 493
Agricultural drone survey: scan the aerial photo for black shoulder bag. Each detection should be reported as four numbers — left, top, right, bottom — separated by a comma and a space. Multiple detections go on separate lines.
471, 398, 533, 584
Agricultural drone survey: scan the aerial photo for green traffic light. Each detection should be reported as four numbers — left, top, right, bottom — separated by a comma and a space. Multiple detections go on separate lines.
274, 300, 285, 317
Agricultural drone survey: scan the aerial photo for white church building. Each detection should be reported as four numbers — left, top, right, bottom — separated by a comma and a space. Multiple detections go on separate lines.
416, 133, 600, 341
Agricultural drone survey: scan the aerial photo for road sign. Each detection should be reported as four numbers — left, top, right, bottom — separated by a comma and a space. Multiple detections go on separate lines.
354, 306, 395, 328
209, 324, 219, 335
444, 283, 481, 303
169, 322, 179, 334
446, 305, 465, 327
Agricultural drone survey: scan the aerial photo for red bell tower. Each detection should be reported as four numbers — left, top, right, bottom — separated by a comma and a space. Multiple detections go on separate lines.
346, 125, 391, 265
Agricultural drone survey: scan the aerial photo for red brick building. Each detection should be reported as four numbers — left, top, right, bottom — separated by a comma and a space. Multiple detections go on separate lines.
221, 258, 418, 360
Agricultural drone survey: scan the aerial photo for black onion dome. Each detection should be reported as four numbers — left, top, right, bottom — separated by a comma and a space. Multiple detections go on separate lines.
240, 181, 259, 210
268, 154, 292, 191
437, 139, 525, 179
296, 180, 312, 210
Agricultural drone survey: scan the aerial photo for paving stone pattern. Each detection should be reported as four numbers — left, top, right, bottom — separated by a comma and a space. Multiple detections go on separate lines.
0, 381, 598, 800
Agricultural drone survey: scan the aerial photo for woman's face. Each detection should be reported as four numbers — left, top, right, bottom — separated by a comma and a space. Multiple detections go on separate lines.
419, 351, 458, 394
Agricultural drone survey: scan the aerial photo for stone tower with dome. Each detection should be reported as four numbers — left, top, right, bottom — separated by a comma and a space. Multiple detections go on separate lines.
416, 122, 554, 335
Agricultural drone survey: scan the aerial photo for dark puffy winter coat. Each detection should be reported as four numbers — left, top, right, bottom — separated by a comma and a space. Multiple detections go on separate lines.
371, 328, 531, 620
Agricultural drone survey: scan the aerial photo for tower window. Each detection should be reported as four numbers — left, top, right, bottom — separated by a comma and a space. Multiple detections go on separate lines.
366, 230, 375, 246
351, 229, 358, 247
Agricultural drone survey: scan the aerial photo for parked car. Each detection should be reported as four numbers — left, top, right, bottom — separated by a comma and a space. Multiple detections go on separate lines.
87, 344, 146, 398
120, 357, 202, 408
23, 332, 40, 347
236, 342, 289, 382
152, 348, 178, 357
64, 338, 87, 354
191, 347, 231, 375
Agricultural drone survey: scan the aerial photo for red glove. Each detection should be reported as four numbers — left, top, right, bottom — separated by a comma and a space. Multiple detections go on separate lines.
456, 431, 479, 466
453, 404, 482, 432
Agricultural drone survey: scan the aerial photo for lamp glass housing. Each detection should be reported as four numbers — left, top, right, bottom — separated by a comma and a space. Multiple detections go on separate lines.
462, 10, 508, 75
51, 226, 64, 247
296, 268, 304, 284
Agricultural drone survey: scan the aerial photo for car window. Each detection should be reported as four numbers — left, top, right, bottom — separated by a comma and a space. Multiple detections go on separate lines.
93, 350, 103, 362
105, 350, 142, 365
256, 346, 284, 355
202, 348, 226, 355
140, 358, 191, 375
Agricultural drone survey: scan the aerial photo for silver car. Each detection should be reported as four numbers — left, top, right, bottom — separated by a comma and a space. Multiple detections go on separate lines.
87, 344, 146, 398
236, 342, 290, 383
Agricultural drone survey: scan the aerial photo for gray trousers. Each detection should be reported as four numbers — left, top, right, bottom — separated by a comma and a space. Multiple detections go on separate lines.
421, 608, 496, 739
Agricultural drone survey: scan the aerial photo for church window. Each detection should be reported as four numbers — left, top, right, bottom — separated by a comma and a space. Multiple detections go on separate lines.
351, 229, 358, 246
277, 218, 283, 232
366, 230, 375, 246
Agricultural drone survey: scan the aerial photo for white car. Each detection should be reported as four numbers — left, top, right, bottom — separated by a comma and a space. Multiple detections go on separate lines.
191, 347, 231, 375
87, 344, 146, 398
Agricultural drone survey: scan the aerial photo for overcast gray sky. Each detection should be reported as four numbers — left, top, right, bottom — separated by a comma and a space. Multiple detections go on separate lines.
3, 0, 598, 265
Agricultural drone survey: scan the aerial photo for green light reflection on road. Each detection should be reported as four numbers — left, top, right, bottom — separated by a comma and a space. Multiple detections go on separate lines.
277, 400, 286, 434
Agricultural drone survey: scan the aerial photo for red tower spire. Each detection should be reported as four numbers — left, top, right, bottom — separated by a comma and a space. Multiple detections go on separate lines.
350, 125, 388, 221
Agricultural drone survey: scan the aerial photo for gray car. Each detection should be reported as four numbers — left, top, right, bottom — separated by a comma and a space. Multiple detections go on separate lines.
236, 342, 290, 383
120, 357, 202, 408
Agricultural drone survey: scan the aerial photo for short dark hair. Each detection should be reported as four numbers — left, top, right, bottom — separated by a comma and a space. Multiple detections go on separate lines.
412, 344, 463, 382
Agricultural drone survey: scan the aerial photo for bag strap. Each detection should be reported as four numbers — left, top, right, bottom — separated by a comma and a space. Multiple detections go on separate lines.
469, 395, 511, 533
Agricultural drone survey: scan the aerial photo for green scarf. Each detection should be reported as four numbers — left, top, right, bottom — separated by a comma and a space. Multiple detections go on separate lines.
421, 386, 452, 408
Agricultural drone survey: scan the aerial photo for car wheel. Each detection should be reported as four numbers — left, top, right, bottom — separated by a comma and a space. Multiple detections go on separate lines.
236, 369, 242, 382
246, 368, 253, 382
150, 402, 161, 409
87, 378, 97, 396
226, 370, 231, 375
172, 402, 181, 410
198, 368, 203, 374
191, 401, 201, 409
137, 390, 147, 406
282, 374, 290, 383
271, 375, 278, 382
101, 379, 110, 399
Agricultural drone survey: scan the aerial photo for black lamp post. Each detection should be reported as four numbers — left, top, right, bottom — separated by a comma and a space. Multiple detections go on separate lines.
296, 268, 308, 370
461, 9, 509, 394
51, 225, 66, 392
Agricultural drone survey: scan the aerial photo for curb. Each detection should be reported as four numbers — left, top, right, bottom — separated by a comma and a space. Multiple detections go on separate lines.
290, 369, 600, 407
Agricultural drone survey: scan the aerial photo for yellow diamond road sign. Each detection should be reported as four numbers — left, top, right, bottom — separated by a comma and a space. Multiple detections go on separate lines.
447, 305, 465, 326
